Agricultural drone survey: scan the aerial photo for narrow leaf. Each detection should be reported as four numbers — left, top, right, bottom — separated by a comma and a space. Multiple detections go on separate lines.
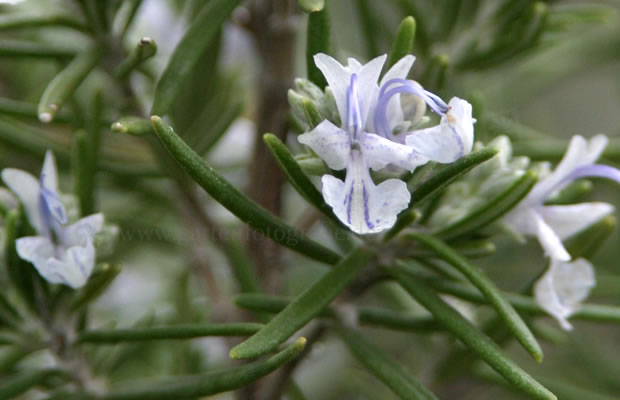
38, 46, 102, 122
435, 170, 538, 240
410, 148, 498, 206
98, 338, 306, 400
357, 306, 440, 333
564, 215, 616, 259
77, 323, 263, 344
407, 232, 543, 362
234, 293, 336, 318
151, 116, 341, 265
0, 369, 65, 400
298, 0, 325, 13
70, 264, 121, 311
386, 16, 416, 72
151, 0, 241, 116
112, 117, 153, 136
0, 13, 90, 32
336, 326, 438, 400
263, 133, 337, 221
306, 5, 330, 88
390, 266, 556, 400
0, 39, 76, 59
230, 247, 374, 359
115, 37, 157, 80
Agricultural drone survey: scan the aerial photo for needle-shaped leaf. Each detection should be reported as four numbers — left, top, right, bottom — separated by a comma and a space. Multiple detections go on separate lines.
406, 232, 543, 362
151, 0, 241, 116
70, 264, 121, 311
357, 306, 441, 333
0, 13, 90, 32
298, 0, 325, 13
564, 215, 616, 259
229, 247, 374, 359
410, 148, 498, 206
0, 98, 70, 122
390, 266, 556, 400
115, 37, 157, 80
263, 133, 337, 221
151, 116, 341, 265
422, 278, 620, 324
336, 326, 438, 400
112, 117, 153, 136
0, 369, 66, 400
435, 170, 538, 240
306, 5, 330, 87
97, 338, 306, 400
38, 46, 102, 122
77, 323, 263, 344
234, 293, 336, 318
385, 16, 416, 73
0, 39, 76, 59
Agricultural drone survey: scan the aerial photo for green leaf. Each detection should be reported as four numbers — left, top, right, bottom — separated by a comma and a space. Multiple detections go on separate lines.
564, 215, 616, 259
118, 0, 144, 38
112, 117, 153, 136
385, 16, 416, 73
403, 239, 496, 259
97, 338, 306, 400
336, 326, 438, 400
0, 13, 90, 32
151, 0, 241, 116
263, 133, 338, 221
70, 264, 121, 311
406, 232, 543, 362
421, 278, 620, 324
357, 306, 440, 333
298, 0, 325, 13
357, 0, 381, 58
0, 97, 70, 122
390, 266, 557, 400
151, 116, 341, 265
230, 247, 374, 359
0, 39, 77, 59
115, 37, 157, 80
383, 209, 420, 241
306, 6, 330, 88
410, 148, 498, 206
77, 323, 263, 344
435, 170, 538, 240
38, 46, 102, 122
234, 293, 336, 318
0, 369, 65, 400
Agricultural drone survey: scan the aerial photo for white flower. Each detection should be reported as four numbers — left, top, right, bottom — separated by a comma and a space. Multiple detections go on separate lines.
503, 135, 619, 261
534, 258, 595, 330
1, 151, 103, 288
298, 54, 474, 234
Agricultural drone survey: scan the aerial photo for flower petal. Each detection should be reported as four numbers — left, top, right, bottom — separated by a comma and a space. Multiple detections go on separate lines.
321, 151, 409, 234
361, 133, 428, 171
404, 98, 474, 163
298, 120, 350, 170
534, 211, 571, 261
15, 236, 68, 285
41, 150, 59, 192
527, 135, 608, 202
63, 213, 104, 247
313, 53, 385, 127
2, 168, 44, 233
540, 203, 614, 240
62, 240, 95, 288
534, 257, 595, 330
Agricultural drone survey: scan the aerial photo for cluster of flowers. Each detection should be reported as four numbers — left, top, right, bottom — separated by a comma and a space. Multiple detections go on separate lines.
296, 54, 620, 330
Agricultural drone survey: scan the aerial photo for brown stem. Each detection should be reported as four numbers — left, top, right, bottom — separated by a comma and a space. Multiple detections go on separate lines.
245, 0, 297, 294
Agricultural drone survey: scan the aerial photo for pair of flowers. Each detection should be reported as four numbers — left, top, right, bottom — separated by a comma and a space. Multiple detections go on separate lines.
301, 53, 620, 330
2, 151, 103, 289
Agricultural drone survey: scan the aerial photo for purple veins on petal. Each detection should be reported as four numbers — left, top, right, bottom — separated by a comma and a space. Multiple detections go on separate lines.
362, 180, 374, 229
346, 73, 363, 141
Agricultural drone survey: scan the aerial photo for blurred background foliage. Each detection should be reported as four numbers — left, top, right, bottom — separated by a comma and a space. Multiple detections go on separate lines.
0, 0, 619, 399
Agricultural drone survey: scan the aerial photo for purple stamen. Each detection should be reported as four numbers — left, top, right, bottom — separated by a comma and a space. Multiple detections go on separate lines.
375, 78, 449, 140
346, 74, 363, 141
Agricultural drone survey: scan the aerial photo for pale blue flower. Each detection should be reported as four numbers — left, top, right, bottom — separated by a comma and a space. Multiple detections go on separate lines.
2, 151, 103, 288
534, 257, 595, 330
299, 54, 474, 234
504, 134, 620, 261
